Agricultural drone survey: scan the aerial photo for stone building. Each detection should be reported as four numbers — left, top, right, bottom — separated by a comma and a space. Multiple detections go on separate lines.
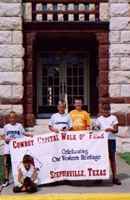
0, 0, 130, 142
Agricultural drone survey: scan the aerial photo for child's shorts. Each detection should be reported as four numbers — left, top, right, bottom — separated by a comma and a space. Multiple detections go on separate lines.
4, 143, 10, 155
108, 139, 116, 158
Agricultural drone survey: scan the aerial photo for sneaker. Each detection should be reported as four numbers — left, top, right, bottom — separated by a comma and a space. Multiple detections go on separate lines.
2, 179, 9, 187
113, 178, 122, 185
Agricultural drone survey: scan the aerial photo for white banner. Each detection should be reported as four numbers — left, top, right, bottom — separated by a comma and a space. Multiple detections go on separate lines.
10, 131, 110, 185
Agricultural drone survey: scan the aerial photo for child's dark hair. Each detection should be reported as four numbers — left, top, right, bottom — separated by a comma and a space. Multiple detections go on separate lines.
23, 154, 34, 166
101, 104, 111, 112
9, 111, 17, 116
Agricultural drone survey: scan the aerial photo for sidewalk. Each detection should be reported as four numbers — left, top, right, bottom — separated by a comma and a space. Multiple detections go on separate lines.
1, 155, 130, 195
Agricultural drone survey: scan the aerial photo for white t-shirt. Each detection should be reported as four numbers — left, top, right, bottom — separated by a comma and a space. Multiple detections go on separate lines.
16, 162, 38, 186
18, 162, 35, 179
4, 123, 25, 140
96, 115, 118, 140
49, 113, 72, 131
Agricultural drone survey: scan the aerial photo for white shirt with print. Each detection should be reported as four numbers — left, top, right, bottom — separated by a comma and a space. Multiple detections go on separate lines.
96, 115, 118, 140
4, 123, 25, 140
49, 113, 72, 131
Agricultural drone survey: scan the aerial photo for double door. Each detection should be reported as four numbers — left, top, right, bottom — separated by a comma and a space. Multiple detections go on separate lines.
37, 53, 89, 118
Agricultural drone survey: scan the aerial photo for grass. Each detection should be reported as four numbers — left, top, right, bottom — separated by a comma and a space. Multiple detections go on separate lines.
0, 155, 4, 183
120, 152, 130, 165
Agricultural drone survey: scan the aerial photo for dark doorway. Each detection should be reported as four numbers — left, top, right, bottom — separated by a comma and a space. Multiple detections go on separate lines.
34, 34, 98, 118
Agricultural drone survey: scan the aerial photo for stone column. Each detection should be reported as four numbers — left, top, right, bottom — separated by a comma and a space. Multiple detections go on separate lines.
109, 0, 130, 126
0, 0, 24, 125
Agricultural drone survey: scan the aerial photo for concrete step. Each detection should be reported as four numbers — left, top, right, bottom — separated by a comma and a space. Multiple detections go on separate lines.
33, 119, 49, 134
36, 119, 49, 126
33, 125, 50, 135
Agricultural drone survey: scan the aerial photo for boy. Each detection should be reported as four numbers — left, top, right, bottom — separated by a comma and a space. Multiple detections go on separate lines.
2, 111, 33, 187
13, 154, 38, 193
96, 104, 121, 185
70, 97, 91, 131
49, 100, 72, 133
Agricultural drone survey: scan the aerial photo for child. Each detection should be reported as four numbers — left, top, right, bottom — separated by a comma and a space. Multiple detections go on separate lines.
70, 97, 91, 131
96, 104, 121, 185
13, 154, 38, 193
2, 111, 33, 187
49, 100, 72, 133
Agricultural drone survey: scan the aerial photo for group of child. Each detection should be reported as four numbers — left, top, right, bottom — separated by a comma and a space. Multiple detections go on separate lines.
0, 97, 121, 193
49, 97, 121, 185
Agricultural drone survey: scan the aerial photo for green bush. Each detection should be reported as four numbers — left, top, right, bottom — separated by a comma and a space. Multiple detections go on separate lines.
120, 152, 130, 165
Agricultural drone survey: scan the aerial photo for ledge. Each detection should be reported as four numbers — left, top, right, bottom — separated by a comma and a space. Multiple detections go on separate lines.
23, 21, 109, 31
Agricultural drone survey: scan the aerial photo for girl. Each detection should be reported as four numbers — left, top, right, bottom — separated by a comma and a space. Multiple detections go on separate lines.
13, 154, 38, 193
